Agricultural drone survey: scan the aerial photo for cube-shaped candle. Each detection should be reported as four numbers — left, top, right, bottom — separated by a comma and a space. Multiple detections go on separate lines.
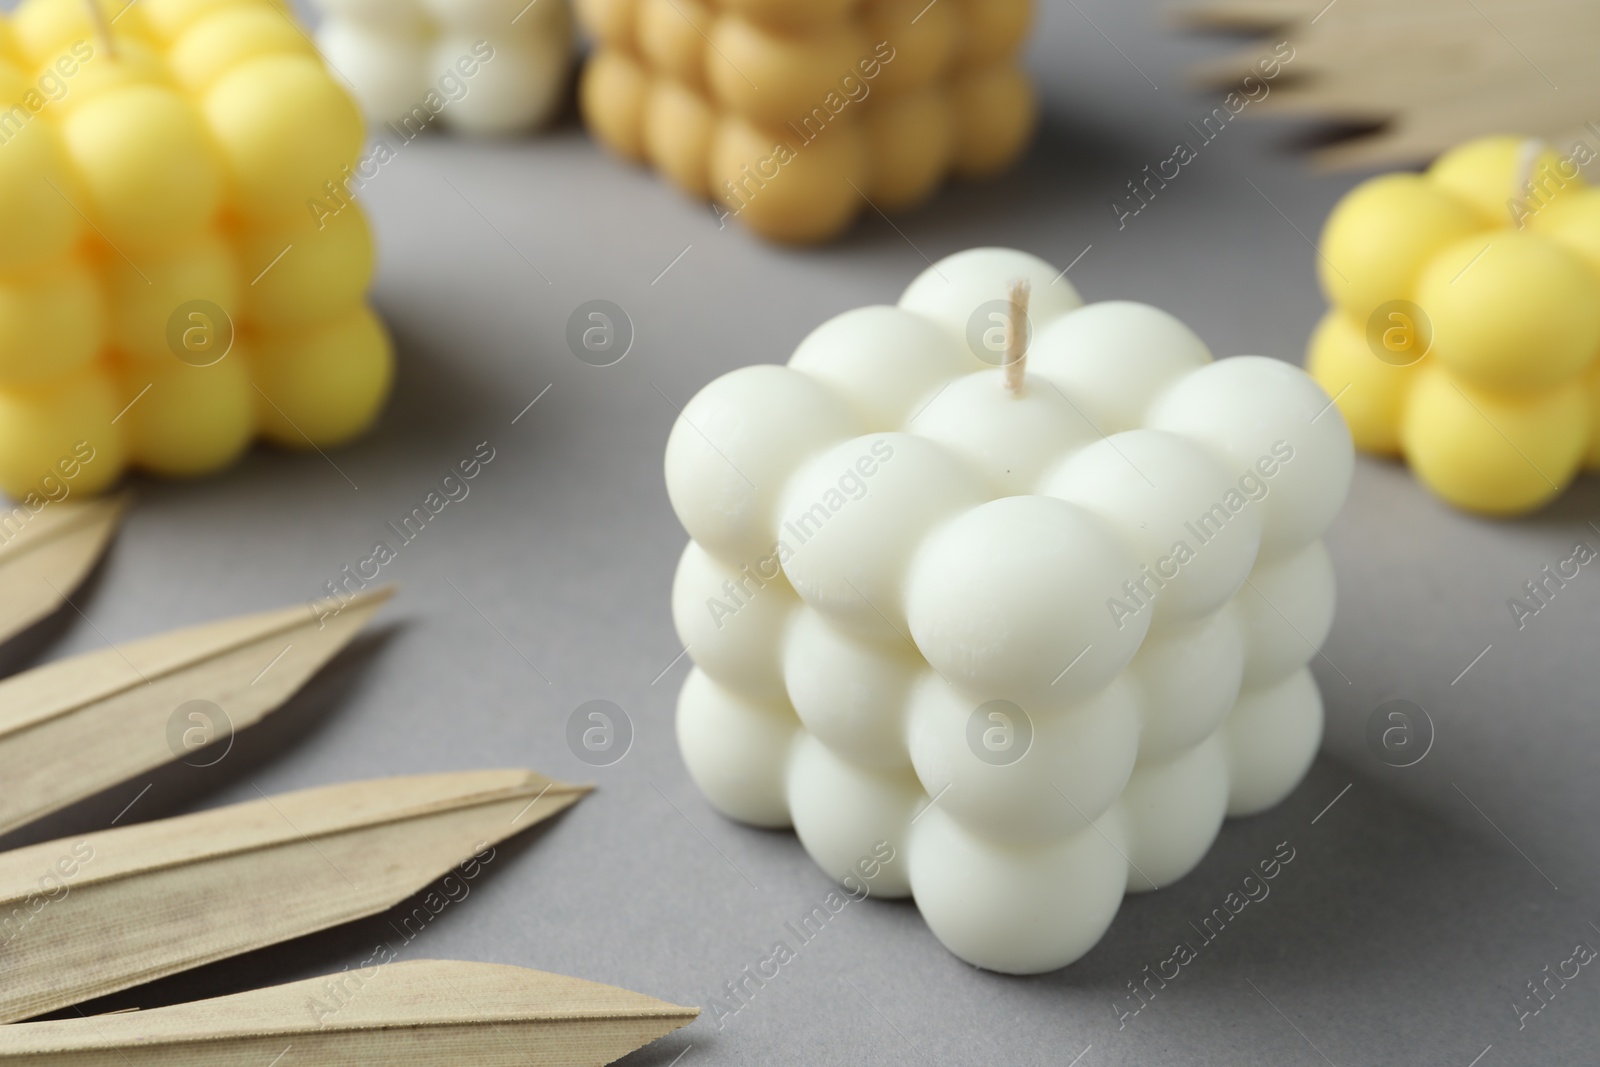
577, 0, 1037, 243
311, 0, 575, 136
1308, 135, 1600, 515
0, 0, 391, 498
666, 248, 1353, 973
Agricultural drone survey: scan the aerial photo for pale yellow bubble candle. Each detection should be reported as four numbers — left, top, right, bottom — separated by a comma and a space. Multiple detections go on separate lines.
0, 0, 393, 497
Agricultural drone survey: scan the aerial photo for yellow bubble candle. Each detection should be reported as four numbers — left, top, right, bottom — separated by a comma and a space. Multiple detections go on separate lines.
0, 0, 393, 498
576, 0, 1037, 244
1307, 135, 1600, 515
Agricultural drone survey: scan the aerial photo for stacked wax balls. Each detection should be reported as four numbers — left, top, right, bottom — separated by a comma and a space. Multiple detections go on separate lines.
312, 0, 575, 136
1308, 136, 1600, 515
666, 248, 1353, 973
578, 0, 1036, 243
0, 0, 391, 498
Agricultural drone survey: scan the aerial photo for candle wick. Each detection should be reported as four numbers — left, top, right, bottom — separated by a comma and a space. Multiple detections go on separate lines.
1003, 278, 1031, 394
84, 0, 117, 59
1511, 137, 1547, 228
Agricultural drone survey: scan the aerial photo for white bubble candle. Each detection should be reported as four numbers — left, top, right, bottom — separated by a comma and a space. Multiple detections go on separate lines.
311, 0, 573, 136
665, 248, 1353, 974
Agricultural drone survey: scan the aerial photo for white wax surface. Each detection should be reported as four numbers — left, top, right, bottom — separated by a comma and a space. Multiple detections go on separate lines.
309, 0, 574, 135
665, 247, 1354, 974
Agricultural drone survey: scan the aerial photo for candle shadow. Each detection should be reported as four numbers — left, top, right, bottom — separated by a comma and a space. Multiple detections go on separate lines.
996, 751, 1566, 1034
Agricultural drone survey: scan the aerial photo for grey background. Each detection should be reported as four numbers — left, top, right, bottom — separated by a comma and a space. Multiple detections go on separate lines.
5, 1, 1600, 1064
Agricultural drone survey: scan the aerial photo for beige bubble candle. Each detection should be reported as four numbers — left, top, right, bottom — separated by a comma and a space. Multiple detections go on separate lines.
577, 0, 1037, 243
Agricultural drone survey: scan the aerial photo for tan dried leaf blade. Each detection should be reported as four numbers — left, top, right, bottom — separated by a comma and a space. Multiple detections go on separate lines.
1175, 0, 1599, 168
0, 959, 696, 1066
0, 496, 124, 647
0, 770, 588, 1023
0, 586, 394, 838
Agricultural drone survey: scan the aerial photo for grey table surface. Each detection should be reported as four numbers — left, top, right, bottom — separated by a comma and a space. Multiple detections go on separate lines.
5, 1, 1600, 1064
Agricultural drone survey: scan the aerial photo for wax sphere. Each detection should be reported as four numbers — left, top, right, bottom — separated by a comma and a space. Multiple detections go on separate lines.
576, 0, 636, 48
119, 355, 254, 475
914, 370, 1099, 496
904, 675, 1140, 845
718, 0, 854, 31
140, 0, 292, 42
1028, 301, 1212, 434
906, 495, 1148, 707
710, 114, 867, 245
1222, 669, 1322, 816
955, 0, 1031, 69
106, 232, 238, 363
203, 54, 362, 220
0, 371, 126, 498
0, 117, 79, 271
672, 540, 793, 706
1234, 540, 1336, 688
861, 0, 955, 96
787, 735, 917, 897
637, 0, 708, 87
314, 19, 431, 123
862, 89, 954, 212
669, 247, 1348, 973
900, 247, 1082, 340
1305, 310, 1415, 455
949, 62, 1036, 179
1128, 607, 1244, 764
1119, 735, 1229, 890
707, 9, 870, 120
783, 609, 918, 770
1416, 232, 1600, 392
1402, 365, 1587, 514
13, 0, 152, 62
1529, 187, 1600, 282
439, 34, 568, 134
61, 85, 222, 248
0, 259, 103, 384
644, 79, 715, 198
309, 0, 576, 136
664, 364, 858, 563
47, 38, 172, 115
250, 306, 393, 448
787, 305, 972, 430
1041, 429, 1262, 624
581, 49, 649, 160
1429, 135, 1576, 227
578, 0, 1037, 242
1147, 356, 1353, 562
908, 805, 1129, 975
778, 433, 987, 639
238, 205, 375, 330
676, 668, 797, 828
1318, 173, 1483, 324
167, 6, 315, 90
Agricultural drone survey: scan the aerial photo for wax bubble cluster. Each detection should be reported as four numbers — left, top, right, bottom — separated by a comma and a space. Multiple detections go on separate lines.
311, 0, 575, 136
577, 0, 1037, 244
1309, 135, 1600, 515
666, 247, 1353, 973
0, 0, 391, 497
